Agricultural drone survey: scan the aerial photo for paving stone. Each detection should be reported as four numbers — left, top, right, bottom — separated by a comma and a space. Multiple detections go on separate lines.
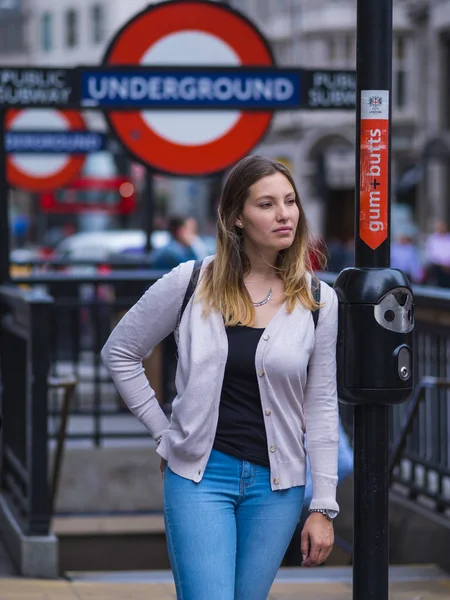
0, 577, 449, 599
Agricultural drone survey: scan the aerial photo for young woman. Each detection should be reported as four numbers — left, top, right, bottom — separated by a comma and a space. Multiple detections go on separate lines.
101, 156, 339, 600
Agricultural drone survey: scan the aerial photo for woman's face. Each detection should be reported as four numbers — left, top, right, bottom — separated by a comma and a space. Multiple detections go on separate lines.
237, 172, 300, 255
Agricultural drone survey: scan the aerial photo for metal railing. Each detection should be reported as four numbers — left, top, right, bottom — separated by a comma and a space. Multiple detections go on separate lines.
389, 376, 450, 513
11, 270, 172, 447
0, 284, 53, 535
6, 268, 450, 517
388, 288, 450, 514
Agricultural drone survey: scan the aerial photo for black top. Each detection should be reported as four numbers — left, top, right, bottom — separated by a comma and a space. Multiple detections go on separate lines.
213, 325, 270, 467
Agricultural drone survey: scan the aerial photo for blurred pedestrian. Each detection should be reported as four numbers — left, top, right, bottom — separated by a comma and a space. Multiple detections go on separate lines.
102, 156, 339, 600
186, 216, 210, 259
325, 236, 354, 273
424, 220, 450, 287
391, 232, 424, 284
152, 215, 199, 269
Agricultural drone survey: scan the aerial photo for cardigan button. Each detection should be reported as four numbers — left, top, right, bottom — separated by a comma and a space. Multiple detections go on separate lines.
263, 334, 270, 341
273, 478, 280, 485
258, 369, 265, 377
270, 445, 277, 453
265, 409, 271, 416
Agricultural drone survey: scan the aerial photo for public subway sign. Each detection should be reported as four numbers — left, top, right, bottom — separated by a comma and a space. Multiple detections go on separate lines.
0, 66, 356, 112
302, 70, 356, 109
359, 90, 389, 250
0, 68, 78, 107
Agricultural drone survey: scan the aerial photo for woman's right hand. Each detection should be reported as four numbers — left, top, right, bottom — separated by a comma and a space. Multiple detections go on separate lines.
160, 458, 167, 479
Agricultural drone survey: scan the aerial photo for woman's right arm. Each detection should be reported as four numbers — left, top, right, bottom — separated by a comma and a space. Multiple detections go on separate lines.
101, 262, 191, 441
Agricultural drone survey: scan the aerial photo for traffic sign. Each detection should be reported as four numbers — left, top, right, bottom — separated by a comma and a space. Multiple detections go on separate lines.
102, 0, 276, 176
6, 109, 88, 191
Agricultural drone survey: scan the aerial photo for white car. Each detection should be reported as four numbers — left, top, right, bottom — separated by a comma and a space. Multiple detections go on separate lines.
55, 230, 170, 262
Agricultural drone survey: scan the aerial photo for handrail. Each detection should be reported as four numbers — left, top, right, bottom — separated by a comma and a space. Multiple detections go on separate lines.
388, 377, 450, 480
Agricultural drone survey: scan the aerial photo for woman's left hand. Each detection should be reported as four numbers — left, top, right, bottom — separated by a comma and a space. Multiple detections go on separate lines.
300, 513, 334, 567
160, 458, 167, 479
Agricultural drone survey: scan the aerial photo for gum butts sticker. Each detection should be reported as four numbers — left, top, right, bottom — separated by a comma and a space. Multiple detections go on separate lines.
359, 90, 389, 250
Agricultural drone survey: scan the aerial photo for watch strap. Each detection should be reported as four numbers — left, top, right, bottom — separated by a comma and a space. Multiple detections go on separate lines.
309, 508, 336, 521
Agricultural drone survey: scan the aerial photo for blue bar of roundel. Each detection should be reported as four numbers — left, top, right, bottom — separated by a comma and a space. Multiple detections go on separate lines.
80, 68, 302, 109
5, 131, 107, 154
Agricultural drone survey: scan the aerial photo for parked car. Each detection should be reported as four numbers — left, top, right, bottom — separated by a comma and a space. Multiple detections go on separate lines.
54, 230, 170, 262
54, 229, 216, 265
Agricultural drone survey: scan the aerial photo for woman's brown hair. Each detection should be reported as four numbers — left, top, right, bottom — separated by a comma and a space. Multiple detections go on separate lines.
199, 155, 324, 326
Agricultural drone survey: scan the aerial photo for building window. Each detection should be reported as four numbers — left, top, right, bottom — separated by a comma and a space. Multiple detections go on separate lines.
396, 70, 406, 109
258, 0, 271, 21
91, 3, 104, 44
274, 40, 292, 65
344, 35, 354, 63
328, 37, 337, 61
65, 9, 78, 48
41, 12, 52, 52
394, 35, 408, 109
0, 7, 26, 54
442, 34, 450, 129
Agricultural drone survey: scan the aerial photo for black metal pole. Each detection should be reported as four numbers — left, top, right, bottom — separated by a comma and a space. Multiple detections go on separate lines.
0, 110, 11, 283
355, 0, 392, 268
145, 169, 155, 254
354, 1, 392, 599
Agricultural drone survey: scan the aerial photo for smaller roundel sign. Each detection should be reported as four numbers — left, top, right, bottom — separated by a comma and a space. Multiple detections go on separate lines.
103, 0, 275, 177
6, 109, 87, 192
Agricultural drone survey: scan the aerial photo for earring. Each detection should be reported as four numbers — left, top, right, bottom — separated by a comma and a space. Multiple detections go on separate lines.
236, 221, 243, 228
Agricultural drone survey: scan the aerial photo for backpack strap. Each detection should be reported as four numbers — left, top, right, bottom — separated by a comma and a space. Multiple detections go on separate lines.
179, 259, 203, 325
311, 277, 321, 329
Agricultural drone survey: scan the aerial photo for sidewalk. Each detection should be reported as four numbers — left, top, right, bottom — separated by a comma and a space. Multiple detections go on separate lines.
1, 566, 449, 600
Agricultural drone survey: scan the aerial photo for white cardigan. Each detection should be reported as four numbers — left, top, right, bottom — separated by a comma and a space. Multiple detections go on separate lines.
101, 257, 340, 512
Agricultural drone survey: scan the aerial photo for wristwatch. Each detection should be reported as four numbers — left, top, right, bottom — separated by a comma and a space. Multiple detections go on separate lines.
309, 509, 338, 521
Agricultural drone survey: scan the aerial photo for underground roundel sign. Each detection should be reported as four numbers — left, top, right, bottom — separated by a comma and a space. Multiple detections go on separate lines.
102, 0, 275, 176
6, 109, 87, 192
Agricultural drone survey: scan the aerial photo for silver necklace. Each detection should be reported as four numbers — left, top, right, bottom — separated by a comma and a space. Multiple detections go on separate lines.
252, 288, 273, 307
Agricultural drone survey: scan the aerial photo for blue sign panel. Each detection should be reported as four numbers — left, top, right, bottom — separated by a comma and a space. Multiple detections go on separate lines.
80, 67, 302, 110
5, 130, 107, 153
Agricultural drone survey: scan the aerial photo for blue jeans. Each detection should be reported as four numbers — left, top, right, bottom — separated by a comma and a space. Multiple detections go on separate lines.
164, 449, 305, 600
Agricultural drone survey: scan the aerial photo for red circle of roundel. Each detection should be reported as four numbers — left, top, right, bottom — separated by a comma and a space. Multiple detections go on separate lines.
103, 1, 275, 176
6, 110, 86, 192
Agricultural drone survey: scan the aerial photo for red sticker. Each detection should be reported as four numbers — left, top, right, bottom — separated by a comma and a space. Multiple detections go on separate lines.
359, 91, 389, 250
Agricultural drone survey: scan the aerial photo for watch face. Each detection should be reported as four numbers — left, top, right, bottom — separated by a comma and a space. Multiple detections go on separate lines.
326, 510, 338, 519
